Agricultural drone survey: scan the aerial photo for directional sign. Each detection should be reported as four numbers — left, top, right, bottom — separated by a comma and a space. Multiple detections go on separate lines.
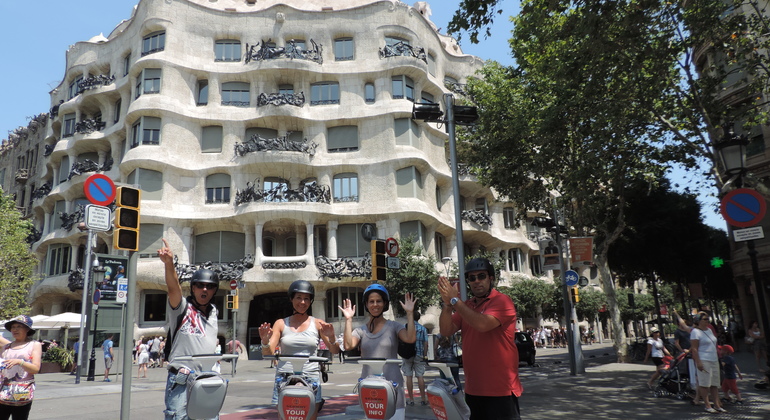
230, 279, 238, 290
116, 278, 128, 304
565, 270, 579, 287
720, 188, 767, 228
85, 205, 112, 231
83, 174, 116, 206
385, 237, 400, 257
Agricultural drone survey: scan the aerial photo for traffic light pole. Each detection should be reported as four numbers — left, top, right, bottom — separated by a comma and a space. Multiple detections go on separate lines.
120, 251, 137, 419
445, 93, 467, 301
75, 228, 94, 384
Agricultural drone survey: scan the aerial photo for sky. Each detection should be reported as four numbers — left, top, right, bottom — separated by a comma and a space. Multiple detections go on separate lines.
0, 0, 726, 231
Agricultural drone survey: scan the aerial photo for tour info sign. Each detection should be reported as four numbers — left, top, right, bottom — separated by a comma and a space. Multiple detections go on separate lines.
95, 254, 129, 302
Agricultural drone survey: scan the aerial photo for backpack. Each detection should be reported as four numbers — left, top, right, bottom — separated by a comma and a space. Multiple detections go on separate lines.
397, 323, 417, 359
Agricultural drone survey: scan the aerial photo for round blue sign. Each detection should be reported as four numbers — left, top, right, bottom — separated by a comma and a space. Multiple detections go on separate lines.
565, 270, 579, 286
93, 289, 101, 305
720, 188, 767, 228
83, 174, 116, 207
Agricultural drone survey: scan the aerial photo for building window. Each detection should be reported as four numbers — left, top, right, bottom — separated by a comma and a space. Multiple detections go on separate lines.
400, 220, 427, 250
127, 168, 163, 200
475, 197, 488, 213
264, 177, 289, 202
58, 157, 69, 185
51, 200, 66, 230
197, 80, 209, 106
201, 126, 223, 153
327, 125, 358, 152
508, 249, 522, 272
310, 82, 340, 105
326, 287, 365, 319
333, 173, 358, 202
396, 166, 423, 198
194, 231, 246, 264
215, 39, 241, 62
365, 83, 375, 103
138, 223, 164, 258
142, 31, 166, 56
434, 232, 446, 260
436, 187, 443, 210
114, 99, 122, 123
338, 224, 372, 258
385, 36, 409, 47
47, 244, 71, 276
130, 116, 161, 148
123, 53, 131, 77
245, 127, 278, 141
392, 75, 414, 101
135, 68, 161, 98
68, 77, 82, 99
205, 173, 231, 204
63, 113, 76, 138
394, 118, 419, 146
221, 81, 250, 107
142, 291, 167, 323
530, 255, 543, 276
334, 38, 354, 61
427, 53, 436, 77
504, 208, 516, 229
421, 92, 435, 104
279, 84, 294, 95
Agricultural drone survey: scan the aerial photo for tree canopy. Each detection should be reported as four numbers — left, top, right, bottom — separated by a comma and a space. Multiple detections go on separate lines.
384, 236, 441, 317
0, 189, 38, 319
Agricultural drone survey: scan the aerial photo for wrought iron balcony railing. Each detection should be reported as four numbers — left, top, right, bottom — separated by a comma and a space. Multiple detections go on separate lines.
315, 255, 371, 279
74, 119, 106, 135
77, 75, 115, 92
68, 157, 113, 180
462, 209, 493, 226
32, 182, 51, 200
173, 254, 255, 282
43, 144, 55, 157
234, 133, 317, 157
245, 39, 323, 64
234, 179, 330, 205
59, 205, 85, 231
379, 41, 427, 63
258, 92, 305, 107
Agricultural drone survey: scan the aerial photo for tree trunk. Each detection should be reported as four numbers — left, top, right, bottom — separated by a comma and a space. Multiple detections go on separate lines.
595, 254, 628, 362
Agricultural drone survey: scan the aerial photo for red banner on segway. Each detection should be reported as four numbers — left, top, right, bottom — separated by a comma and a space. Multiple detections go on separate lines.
361, 387, 390, 419
428, 392, 448, 420
280, 395, 312, 420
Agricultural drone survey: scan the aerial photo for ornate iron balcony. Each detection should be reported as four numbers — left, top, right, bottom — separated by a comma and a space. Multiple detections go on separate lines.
234, 133, 317, 157
59, 205, 85, 231
141, 47, 164, 57
43, 144, 55, 157
262, 261, 308, 270
234, 179, 330, 205
74, 119, 106, 134
32, 182, 52, 200
444, 81, 468, 97
462, 209, 493, 226
245, 39, 323, 64
68, 268, 85, 291
77, 75, 115, 92
221, 101, 251, 107
258, 92, 305, 107
333, 195, 359, 203
173, 254, 255, 283
26, 226, 42, 245
68, 157, 113, 180
315, 255, 371, 279
379, 41, 427, 63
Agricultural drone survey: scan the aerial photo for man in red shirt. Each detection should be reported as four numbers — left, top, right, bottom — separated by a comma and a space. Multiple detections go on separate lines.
439, 258, 523, 420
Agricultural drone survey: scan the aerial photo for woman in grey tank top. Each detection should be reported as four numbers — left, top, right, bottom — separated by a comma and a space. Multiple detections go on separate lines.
259, 281, 340, 419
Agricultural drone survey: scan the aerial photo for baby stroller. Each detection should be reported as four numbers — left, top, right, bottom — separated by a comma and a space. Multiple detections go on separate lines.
653, 353, 689, 400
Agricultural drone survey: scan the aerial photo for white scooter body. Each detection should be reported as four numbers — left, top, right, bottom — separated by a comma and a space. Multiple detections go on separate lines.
276, 355, 330, 420
356, 359, 401, 420
426, 362, 470, 420
173, 354, 238, 420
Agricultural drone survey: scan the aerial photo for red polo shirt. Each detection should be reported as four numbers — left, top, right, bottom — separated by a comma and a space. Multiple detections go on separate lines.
451, 288, 523, 397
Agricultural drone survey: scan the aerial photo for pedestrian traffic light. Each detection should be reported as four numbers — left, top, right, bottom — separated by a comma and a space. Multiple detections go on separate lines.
226, 294, 239, 310
113, 186, 141, 251
371, 239, 387, 282
571, 286, 580, 303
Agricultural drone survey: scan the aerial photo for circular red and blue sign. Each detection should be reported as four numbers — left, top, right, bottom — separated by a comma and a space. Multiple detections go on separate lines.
720, 188, 767, 228
83, 174, 116, 206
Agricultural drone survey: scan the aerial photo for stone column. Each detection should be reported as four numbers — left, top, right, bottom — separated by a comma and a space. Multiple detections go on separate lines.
245, 228, 255, 257
255, 223, 264, 265
296, 224, 306, 256
181, 227, 193, 265
327, 221, 338, 259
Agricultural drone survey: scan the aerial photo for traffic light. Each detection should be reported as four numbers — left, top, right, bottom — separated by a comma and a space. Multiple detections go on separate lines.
113, 186, 141, 251
226, 293, 239, 310
570, 286, 580, 303
371, 239, 387, 282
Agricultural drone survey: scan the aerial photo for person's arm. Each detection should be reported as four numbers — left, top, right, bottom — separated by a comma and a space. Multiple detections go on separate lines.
0, 336, 9, 347
340, 299, 360, 351
644, 342, 652, 363
736, 363, 743, 379
438, 276, 500, 332
438, 277, 461, 337
158, 238, 182, 309
397, 293, 416, 343
318, 319, 341, 354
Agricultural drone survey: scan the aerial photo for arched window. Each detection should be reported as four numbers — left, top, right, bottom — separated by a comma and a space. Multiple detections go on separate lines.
205, 173, 231, 204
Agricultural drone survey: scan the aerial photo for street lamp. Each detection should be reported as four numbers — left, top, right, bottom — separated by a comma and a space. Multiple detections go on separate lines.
412, 94, 478, 300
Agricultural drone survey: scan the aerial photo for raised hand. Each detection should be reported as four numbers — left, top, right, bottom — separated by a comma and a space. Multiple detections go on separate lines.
258, 322, 273, 343
437, 277, 458, 305
399, 292, 416, 313
158, 238, 174, 265
319, 321, 336, 339
338, 299, 356, 319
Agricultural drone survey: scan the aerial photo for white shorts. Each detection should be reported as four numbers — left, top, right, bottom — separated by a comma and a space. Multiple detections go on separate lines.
696, 359, 720, 388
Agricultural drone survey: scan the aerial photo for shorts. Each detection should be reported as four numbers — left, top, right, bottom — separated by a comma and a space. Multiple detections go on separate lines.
651, 357, 663, 367
696, 359, 720, 388
722, 378, 740, 395
104, 357, 113, 370
465, 393, 521, 420
401, 356, 427, 377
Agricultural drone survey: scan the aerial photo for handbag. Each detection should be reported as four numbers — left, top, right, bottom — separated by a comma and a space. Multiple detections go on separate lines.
0, 377, 35, 406
745, 336, 755, 344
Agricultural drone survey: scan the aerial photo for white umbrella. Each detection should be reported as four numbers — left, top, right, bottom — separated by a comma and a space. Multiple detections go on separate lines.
34, 312, 83, 330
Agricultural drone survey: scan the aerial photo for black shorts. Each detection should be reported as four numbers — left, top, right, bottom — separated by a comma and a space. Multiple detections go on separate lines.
652, 357, 664, 367
466, 393, 521, 420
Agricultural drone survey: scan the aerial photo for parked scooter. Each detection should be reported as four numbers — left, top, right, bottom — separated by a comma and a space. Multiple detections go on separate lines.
172, 353, 238, 420
425, 361, 470, 420
275, 355, 331, 420
354, 358, 402, 420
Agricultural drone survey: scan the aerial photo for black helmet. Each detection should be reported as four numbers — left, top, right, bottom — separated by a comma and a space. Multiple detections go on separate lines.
288, 280, 315, 302
191, 268, 219, 287
465, 258, 494, 278
363, 283, 390, 312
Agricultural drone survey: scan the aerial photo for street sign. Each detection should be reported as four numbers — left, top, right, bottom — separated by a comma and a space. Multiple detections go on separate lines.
569, 237, 593, 264
93, 289, 101, 306
83, 174, 116, 206
116, 278, 128, 304
565, 270, 579, 287
720, 188, 767, 228
85, 204, 112, 231
733, 226, 765, 242
385, 237, 400, 257
387, 256, 400, 269
230, 279, 238, 290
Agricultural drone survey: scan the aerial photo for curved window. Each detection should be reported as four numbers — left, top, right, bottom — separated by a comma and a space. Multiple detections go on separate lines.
46, 243, 72, 276
327, 125, 358, 152
504, 208, 516, 229
245, 127, 278, 141
201, 126, 223, 153
333, 173, 358, 202
194, 231, 246, 264
127, 168, 163, 200
51, 200, 66, 230
197, 80, 209, 106
337, 224, 371, 258
365, 83, 375, 103
392, 75, 414, 101
63, 114, 76, 138
205, 173, 231, 204
130, 116, 161, 148
396, 166, 423, 199
394, 118, 419, 146
221, 82, 250, 107
434, 232, 446, 260
334, 38, 354, 61
135, 68, 161, 98
58, 155, 69, 184
310, 82, 340, 105
215, 39, 241, 62
508, 249, 522, 272
142, 31, 166, 56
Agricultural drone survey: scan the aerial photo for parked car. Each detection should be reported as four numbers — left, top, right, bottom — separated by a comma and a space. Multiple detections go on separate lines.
515, 331, 536, 366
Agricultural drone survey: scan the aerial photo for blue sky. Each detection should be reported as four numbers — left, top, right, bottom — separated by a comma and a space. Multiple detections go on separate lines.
0, 0, 725, 230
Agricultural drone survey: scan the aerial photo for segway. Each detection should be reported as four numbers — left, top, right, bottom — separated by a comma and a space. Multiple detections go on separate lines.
426, 361, 470, 420
355, 358, 402, 420
172, 353, 238, 420
275, 355, 331, 420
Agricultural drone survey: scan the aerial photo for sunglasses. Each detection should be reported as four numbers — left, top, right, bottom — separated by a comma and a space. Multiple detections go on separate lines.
466, 273, 488, 282
192, 283, 215, 290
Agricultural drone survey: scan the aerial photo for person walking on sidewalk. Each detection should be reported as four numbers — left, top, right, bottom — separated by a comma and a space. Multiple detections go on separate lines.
402, 311, 429, 406
718, 345, 744, 404
644, 327, 670, 389
438, 258, 523, 420
691, 311, 727, 414
102, 334, 114, 382
158, 238, 220, 420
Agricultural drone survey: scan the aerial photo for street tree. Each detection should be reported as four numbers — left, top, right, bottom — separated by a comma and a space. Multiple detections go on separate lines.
575, 287, 606, 324
384, 236, 440, 317
0, 189, 38, 319
498, 275, 553, 325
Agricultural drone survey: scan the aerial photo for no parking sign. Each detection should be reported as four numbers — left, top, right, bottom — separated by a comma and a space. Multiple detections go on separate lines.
720, 188, 767, 228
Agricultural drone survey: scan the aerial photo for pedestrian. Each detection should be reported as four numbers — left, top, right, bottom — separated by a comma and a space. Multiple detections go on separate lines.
718, 345, 744, 404
691, 311, 727, 414
226, 338, 242, 355
341, 284, 417, 420
158, 238, 220, 420
102, 334, 114, 382
746, 321, 767, 372
438, 258, 523, 420
137, 337, 150, 379
0, 315, 43, 420
150, 336, 161, 368
70, 341, 79, 375
401, 311, 429, 406
672, 311, 697, 399
644, 327, 670, 389
259, 280, 340, 420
